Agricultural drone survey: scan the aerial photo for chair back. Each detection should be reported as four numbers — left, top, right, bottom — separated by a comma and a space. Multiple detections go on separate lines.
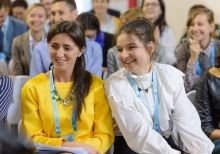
0, 59, 8, 75
186, 90, 196, 106
8, 59, 13, 75
7, 76, 30, 124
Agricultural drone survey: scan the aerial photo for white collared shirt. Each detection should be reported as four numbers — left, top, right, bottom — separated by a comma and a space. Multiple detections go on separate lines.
104, 63, 214, 154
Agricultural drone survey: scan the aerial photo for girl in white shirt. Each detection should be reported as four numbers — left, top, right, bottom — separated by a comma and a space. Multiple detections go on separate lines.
104, 17, 214, 154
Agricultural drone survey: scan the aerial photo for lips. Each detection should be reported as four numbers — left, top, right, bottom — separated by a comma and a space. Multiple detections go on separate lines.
56, 59, 66, 63
123, 60, 136, 64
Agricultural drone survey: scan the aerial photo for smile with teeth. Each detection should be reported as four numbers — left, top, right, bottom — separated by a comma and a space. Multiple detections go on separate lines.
56, 59, 66, 63
124, 60, 135, 64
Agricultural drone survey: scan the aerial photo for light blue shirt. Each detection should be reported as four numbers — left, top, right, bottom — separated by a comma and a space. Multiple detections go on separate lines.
29, 38, 103, 78
28, 32, 45, 56
3, 16, 9, 54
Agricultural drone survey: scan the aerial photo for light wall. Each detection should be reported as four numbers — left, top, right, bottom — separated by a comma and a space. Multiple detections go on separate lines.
14, 0, 220, 43
137, 0, 220, 43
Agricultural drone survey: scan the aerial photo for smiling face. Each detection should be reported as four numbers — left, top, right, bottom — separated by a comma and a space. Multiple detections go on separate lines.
142, 0, 162, 23
93, 0, 109, 14
116, 33, 154, 75
50, 1, 78, 25
26, 6, 47, 32
189, 13, 214, 43
49, 33, 84, 72
0, 7, 9, 27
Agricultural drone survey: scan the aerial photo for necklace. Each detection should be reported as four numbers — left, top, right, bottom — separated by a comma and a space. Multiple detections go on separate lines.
138, 83, 153, 93
52, 86, 74, 106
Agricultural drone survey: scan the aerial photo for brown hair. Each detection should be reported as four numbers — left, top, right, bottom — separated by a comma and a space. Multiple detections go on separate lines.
26, 3, 48, 19
47, 21, 92, 120
113, 17, 158, 61
187, 8, 216, 39
120, 7, 146, 25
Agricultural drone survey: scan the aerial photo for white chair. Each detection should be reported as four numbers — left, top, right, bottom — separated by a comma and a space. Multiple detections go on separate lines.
7, 75, 30, 124
18, 119, 24, 140
102, 71, 108, 80
8, 59, 13, 75
0, 59, 8, 75
186, 90, 196, 106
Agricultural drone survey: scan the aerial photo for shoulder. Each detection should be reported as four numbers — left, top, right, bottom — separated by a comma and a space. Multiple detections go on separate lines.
13, 31, 28, 43
86, 38, 100, 48
175, 41, 189, 52
105, 68, 125, 86
9, 16, 27, 28
22, 73, 48, 91
34, 39, 48, 52
0, 74, 13, 87
155, 63, 184, 76
90, 74, 104, 91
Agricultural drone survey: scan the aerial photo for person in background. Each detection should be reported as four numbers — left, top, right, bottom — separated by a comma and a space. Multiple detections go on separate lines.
141, 0, 176, 65
90, 8, 121, 18
40, 0, 53, 32
178, 4, 220, 45
92, 0, 121, 35
175, 8, 220, 92
0, 0, 28, 62
76, 12, 113, 74
104, 17, 214, 154
195, 54, 220, 154
22, 21, 114, 154
11, 0, 28, 22
107, 7, 166, 78
29, 0, 103, 78
0, 70, 13, 126
12, 3, 47, 75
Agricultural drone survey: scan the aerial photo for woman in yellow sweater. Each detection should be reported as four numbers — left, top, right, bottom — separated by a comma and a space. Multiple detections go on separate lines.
21, 21, 114, 154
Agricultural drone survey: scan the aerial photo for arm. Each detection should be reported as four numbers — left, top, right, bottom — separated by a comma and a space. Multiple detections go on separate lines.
175, 44, 199, 92
12, 38, 23, 75
29, 43, 47, 78
21, 82, 65, 146
195, 73, 217, 140
0, 75, 13, 125
159, 27, 176, 65
104, 81, 180, 154
85, 40, 102, 78
107, 47, 117, 77
172, 82, 214, 154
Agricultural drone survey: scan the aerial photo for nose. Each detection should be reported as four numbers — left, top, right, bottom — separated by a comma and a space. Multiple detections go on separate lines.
53, 13, 61, 24
56, 48, 64, 58
120, 50, 129, 60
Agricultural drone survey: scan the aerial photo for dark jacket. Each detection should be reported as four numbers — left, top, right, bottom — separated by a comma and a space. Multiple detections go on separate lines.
103, 32, 113, 67
195, 68, 220, 137
90, 8, 121, 18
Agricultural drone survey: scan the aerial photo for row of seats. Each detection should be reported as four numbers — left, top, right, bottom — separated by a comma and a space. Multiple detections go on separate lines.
0, 59, 13, 76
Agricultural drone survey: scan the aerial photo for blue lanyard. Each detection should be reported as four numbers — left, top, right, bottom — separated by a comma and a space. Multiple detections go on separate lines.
196, 46, 215, 76
49, 69, 77, 141
126, 71, 160, 132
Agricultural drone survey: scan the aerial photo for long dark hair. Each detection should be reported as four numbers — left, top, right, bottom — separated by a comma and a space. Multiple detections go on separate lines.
47, 21, 92, 120
141, 0, 167, 37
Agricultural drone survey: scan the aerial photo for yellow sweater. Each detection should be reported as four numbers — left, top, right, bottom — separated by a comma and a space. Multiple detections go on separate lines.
21, 73, 114, 153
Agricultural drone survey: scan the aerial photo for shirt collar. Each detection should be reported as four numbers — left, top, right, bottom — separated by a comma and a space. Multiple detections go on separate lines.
28, 31, 46, 44
202, 38, 214, 57
2, 16, 9, 32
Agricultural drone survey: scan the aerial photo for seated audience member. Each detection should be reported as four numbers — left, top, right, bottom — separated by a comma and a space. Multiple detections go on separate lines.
22, 21, 114, 154
179, 4, 220, 45
11, 0, 28, 22
90, 8, 121, 18
175, 8, 220, 92
104, 17, 214, 154
195, 54, 220, 154
76, 12, 113, 74
92, 0, 121, 35
0, 0, 28, 62
40, 0, 53, 32
12, 3, 47, 75
0, 70, 13, 126
30, 0, 102, 78
107, 7, 166, 77
141, 0, 176, 65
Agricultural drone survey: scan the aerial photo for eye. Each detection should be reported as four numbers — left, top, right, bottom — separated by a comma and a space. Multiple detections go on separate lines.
64, 47, 71, 51
128, 46, 135, 50
116, 48, 123, 53
51, 45, 58, 50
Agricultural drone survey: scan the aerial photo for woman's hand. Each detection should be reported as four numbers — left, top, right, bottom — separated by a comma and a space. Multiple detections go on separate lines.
189, 39, 202, 63
62, 141, 100, 154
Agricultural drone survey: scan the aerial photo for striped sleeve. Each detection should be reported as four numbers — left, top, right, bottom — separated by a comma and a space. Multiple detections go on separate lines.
0, 74, 13, 125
